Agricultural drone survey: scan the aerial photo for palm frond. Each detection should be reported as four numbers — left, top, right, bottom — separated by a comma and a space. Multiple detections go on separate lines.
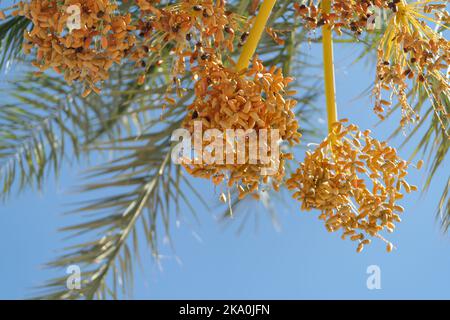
34, 105, 204, 299
0, 71, 84, 199
0, 15, 29, 70
389, 68, 450, 228
0, 62, 168, 199
439, 178, 450, 231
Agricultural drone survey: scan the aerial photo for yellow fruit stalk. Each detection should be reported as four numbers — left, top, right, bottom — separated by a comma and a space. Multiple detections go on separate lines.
236, 0, 277, 71
322, 0, 338, 133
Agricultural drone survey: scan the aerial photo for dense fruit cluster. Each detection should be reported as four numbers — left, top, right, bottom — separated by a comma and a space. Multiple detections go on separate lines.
15, 0, 136, 96
295, 1, 449, 133
294, 0, 393, 36
373, 1, 449, 130
182, 57, 301, 199
287, 120, 419, 252
132, 0, 249, 88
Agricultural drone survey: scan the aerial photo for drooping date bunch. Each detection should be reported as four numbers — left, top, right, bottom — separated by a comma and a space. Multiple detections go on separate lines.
373, 1, 449, 133
287, 120, 420, 252
132, 0, 249, 94
14, 0, 136, 96
294, 1, 449, 134
182, 56, 301, 199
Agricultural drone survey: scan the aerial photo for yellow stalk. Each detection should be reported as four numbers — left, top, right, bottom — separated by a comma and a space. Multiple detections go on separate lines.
411, 0, 440, 5
322, 0, 337, 133
235, 0, 277, 71
410, 11, 450, 31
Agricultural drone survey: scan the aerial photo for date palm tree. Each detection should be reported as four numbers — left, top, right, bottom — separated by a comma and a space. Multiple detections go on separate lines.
0, 0, 447, 299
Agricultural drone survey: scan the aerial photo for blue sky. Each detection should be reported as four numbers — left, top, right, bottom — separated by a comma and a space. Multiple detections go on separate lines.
0, 9, 450, 299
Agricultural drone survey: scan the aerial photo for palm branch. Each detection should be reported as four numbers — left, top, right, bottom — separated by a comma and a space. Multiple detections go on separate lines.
0, 0, 447, 299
